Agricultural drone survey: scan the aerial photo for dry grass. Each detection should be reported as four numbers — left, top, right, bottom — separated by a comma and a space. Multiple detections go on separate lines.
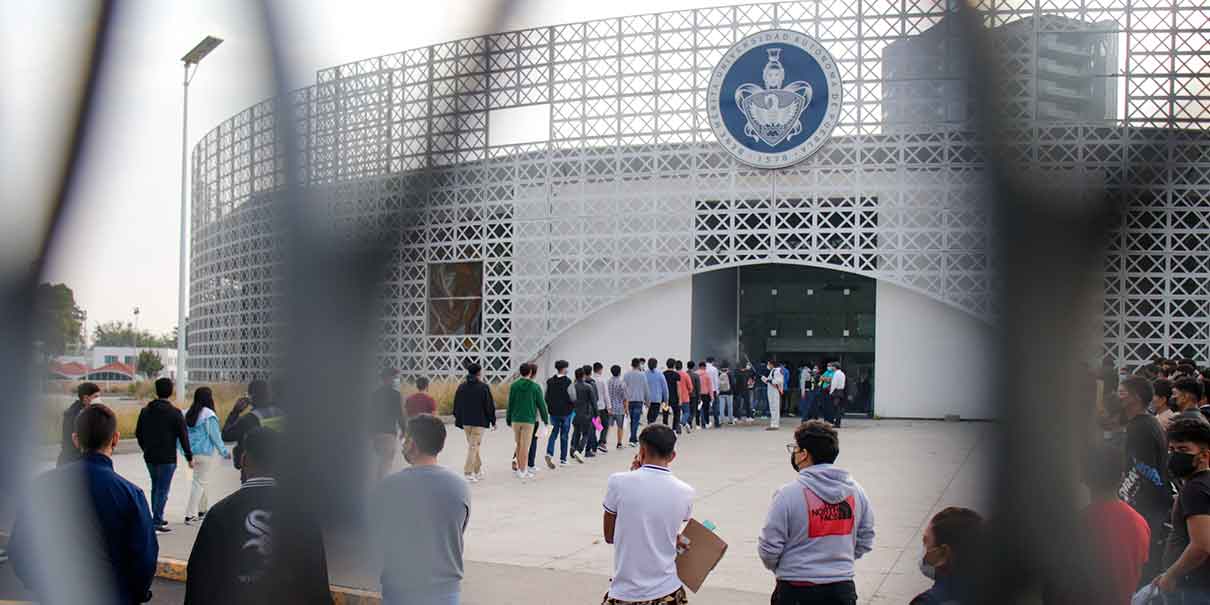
40, 380, 511, 443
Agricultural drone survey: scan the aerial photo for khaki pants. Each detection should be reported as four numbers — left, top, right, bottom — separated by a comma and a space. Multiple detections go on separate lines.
372, 433, 397, 480
185, 453, 219, 518
464, 426, 485, 475
513, 423, 535, 473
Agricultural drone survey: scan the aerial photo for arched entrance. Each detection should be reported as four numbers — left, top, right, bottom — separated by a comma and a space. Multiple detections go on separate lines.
690, 264, 876, 418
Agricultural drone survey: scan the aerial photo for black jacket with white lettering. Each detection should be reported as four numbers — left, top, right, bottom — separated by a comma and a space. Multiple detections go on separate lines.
184, 478, 331, 605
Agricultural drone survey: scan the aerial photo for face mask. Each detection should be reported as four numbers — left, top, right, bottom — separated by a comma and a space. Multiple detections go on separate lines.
1169, 451, 1201, 478
790, 451, 802, 472
391, 378, 401, 389
919, 553, 938, 580
402, 441, 415, 465
1169, 400, 1181, 413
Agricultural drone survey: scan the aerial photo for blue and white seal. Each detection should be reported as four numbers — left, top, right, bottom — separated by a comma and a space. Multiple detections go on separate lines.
707, 29, 843, 169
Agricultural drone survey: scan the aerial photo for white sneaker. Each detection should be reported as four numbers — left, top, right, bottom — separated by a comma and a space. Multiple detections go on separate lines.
515, 470, 527, 480
523, 470, 536, 479
528, 466, 539, 474
572, 451, 585, 463
465, 474, 479, 483
475, 471, 486, 481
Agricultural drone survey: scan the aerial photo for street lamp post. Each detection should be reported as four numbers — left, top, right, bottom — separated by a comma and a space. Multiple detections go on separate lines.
178, 36, 223, 402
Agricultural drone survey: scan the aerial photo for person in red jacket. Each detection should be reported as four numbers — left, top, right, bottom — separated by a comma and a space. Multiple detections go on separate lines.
1079, 445, 1150, 605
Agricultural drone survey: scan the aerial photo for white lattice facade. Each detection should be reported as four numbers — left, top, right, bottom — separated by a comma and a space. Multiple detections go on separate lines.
189, 1, 1210, 383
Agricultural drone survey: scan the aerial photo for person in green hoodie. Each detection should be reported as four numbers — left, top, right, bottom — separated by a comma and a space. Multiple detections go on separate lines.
507, 362, 549, 480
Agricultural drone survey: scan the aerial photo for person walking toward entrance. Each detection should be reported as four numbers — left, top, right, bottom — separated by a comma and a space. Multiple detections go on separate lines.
663, 358, 682, 431
645, 358, 669, 426
135, 377, 194, 532
453, 363, 496, 483
594, 363, 612, 453
506, 362, 548, 480
718, 360, 734, 425
546, 360, 575, 467
733, 364, 752, 423
695, 361, 716, 428
763, 360, 784, 430
623, 359, 650, 447
370, 368, 406, 481
571, 367, 598, 462
829, 362, 848, 427
183, 387, 231, 525
676, 360, 693, 434
686, 361, 702, 430
609, 365, 628, 448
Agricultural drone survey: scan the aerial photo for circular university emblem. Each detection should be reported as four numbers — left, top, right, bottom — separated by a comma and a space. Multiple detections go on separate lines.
707, 29, 843, 169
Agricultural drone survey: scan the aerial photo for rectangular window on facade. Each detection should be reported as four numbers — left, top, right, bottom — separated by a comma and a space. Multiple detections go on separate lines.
124, 356, 135, 365
104, 355, 118, 364
427, 262, 483, 336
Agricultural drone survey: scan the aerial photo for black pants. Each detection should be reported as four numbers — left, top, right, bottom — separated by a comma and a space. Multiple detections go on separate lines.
698, 395, 713, 426
571, 419, 592, 454
771, 580, 856, 605
666, 402, 681, 431
597, 410, 611, 447
647, 402, 662, 424
527, 423, 538, 468
831, 393, 847, 426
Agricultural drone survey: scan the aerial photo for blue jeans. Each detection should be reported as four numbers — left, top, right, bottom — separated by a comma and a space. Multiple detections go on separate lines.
546, 415, 571, 462
801, 390, 817, 422
146, 463, 176, 525
718, 394, 733, 423
628, 402, 644, 443
754, 388, 769, 417
734, 391, 751, 418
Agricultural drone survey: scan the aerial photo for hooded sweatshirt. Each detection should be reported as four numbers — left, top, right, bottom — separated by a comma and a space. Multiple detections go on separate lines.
758, 463, 875, 584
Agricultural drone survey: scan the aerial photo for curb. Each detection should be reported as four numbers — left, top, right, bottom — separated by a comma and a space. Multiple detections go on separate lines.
155, 557, 382, 604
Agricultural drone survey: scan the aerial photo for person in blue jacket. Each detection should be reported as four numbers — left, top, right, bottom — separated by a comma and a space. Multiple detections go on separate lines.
9, 403, 158, 605
182, 386, 231, 525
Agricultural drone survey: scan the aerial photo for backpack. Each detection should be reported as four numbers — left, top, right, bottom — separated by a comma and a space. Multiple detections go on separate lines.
718, 371, 731, 392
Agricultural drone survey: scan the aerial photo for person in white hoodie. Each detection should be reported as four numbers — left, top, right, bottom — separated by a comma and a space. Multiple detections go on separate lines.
759, 420, 875, 605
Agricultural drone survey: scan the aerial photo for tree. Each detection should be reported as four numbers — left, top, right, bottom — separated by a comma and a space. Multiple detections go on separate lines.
136, 350, 164, 378
93, 321, 174, 348
33, 283, 85, 357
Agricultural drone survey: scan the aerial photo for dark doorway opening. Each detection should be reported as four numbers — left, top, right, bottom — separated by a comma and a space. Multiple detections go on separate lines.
691, 264, 876, 418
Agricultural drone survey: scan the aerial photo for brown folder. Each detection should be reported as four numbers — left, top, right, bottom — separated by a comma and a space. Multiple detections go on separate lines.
676, 518, 728, 593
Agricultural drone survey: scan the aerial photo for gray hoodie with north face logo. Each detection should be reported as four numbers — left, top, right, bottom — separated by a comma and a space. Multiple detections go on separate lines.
758, 463, 876, 584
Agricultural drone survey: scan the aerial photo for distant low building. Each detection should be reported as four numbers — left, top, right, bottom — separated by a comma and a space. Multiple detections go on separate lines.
49, 346, 178, 382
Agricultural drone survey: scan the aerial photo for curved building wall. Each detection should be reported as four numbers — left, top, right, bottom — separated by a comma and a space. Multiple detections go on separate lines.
190, 0, 1210, 386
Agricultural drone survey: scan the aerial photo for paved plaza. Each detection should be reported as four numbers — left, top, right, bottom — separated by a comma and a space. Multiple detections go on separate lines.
13, 418, 991, 604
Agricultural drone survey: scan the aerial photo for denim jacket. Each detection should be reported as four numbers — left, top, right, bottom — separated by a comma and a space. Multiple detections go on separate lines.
182, 408, 229, 458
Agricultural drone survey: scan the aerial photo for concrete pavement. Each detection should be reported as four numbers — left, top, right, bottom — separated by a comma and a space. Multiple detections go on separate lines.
11, 418, 991, 604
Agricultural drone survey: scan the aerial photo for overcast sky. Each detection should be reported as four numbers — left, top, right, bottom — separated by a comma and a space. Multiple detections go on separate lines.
2, 0, 743, 338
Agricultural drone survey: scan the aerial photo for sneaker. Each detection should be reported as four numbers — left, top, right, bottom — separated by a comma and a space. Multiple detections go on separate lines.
184, 516, 197, 526
585, 452, 596, 458
512, 459, 518, 472
474, 471, 486, 482
198, 510, 207, 519
598, 445, 608, 453
572, 451, 585, 463
766, 426, 779, 431
515, 470, 527, 480
528, 466, 539, 474
559, 459, 569, 466
523, 470, 536, 479
545, 454, 556, 470
628, 441, 638, 448
616, 443, 623, 449
155, 525, 172, 534
465, 474, 479, 483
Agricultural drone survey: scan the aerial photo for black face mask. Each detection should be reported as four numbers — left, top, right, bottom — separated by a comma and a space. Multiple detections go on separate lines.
1169, 451, 1201, 478
791, 451, 802, 472
1168, 400, 1181, 413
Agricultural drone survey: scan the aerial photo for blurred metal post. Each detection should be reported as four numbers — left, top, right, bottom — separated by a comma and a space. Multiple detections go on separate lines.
177, 35, 223, 400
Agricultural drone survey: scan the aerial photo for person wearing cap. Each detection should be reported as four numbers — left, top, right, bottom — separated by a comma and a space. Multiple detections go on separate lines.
370, 367, 407, 481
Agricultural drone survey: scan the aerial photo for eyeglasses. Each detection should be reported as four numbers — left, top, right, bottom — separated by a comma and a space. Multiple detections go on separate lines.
785, 443, 799, 454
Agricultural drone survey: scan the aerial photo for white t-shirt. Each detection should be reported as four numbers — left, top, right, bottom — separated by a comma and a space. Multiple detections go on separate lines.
603, 465, 695, 601
830, 368, 847, 393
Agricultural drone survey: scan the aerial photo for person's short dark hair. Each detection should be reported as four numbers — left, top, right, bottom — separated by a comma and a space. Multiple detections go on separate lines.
687, 360, 696, 370
639, 424, 676, 458
466, 362, 482, 377
582, 364, 592, 376
1082, 444, 1125, 493
381, 367, 399, 380
1153, 378, 1173, 400
593, 362, 603, 372
631, 358, 641, 369
720, 359, 729, 369
248, 379, 270, 403
407, 414, 447, 456
1169, 416, 1210, 449
555, 360, 569, 371
242, 426, 279, 472
574, 367, 585, 380
675, 360, 683, 370
706, 356, 715, 363
794, 420, 840, 464
75, 403, 117, 452
1177, 363, 1198, 378
647, 358, 658, 370
928, 507, 984, 567
1120, 376, 1154, 406
611, 364, 621, 377
666, 357, 676, 369
1174, 377, 1203, 401
77, 382, 100, 399
518, 364, 532, 377
415, 376, 430, 390
154, 377, 174, 399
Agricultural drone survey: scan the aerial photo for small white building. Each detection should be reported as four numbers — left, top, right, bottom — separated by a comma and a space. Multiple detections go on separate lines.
84, 347, 178, 379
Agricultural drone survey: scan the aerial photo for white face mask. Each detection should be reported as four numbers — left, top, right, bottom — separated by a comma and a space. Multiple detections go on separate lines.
391, 378, 401, 389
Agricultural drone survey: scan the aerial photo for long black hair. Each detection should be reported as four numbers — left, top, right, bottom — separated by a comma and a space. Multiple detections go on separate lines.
186, 387, 216, 427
